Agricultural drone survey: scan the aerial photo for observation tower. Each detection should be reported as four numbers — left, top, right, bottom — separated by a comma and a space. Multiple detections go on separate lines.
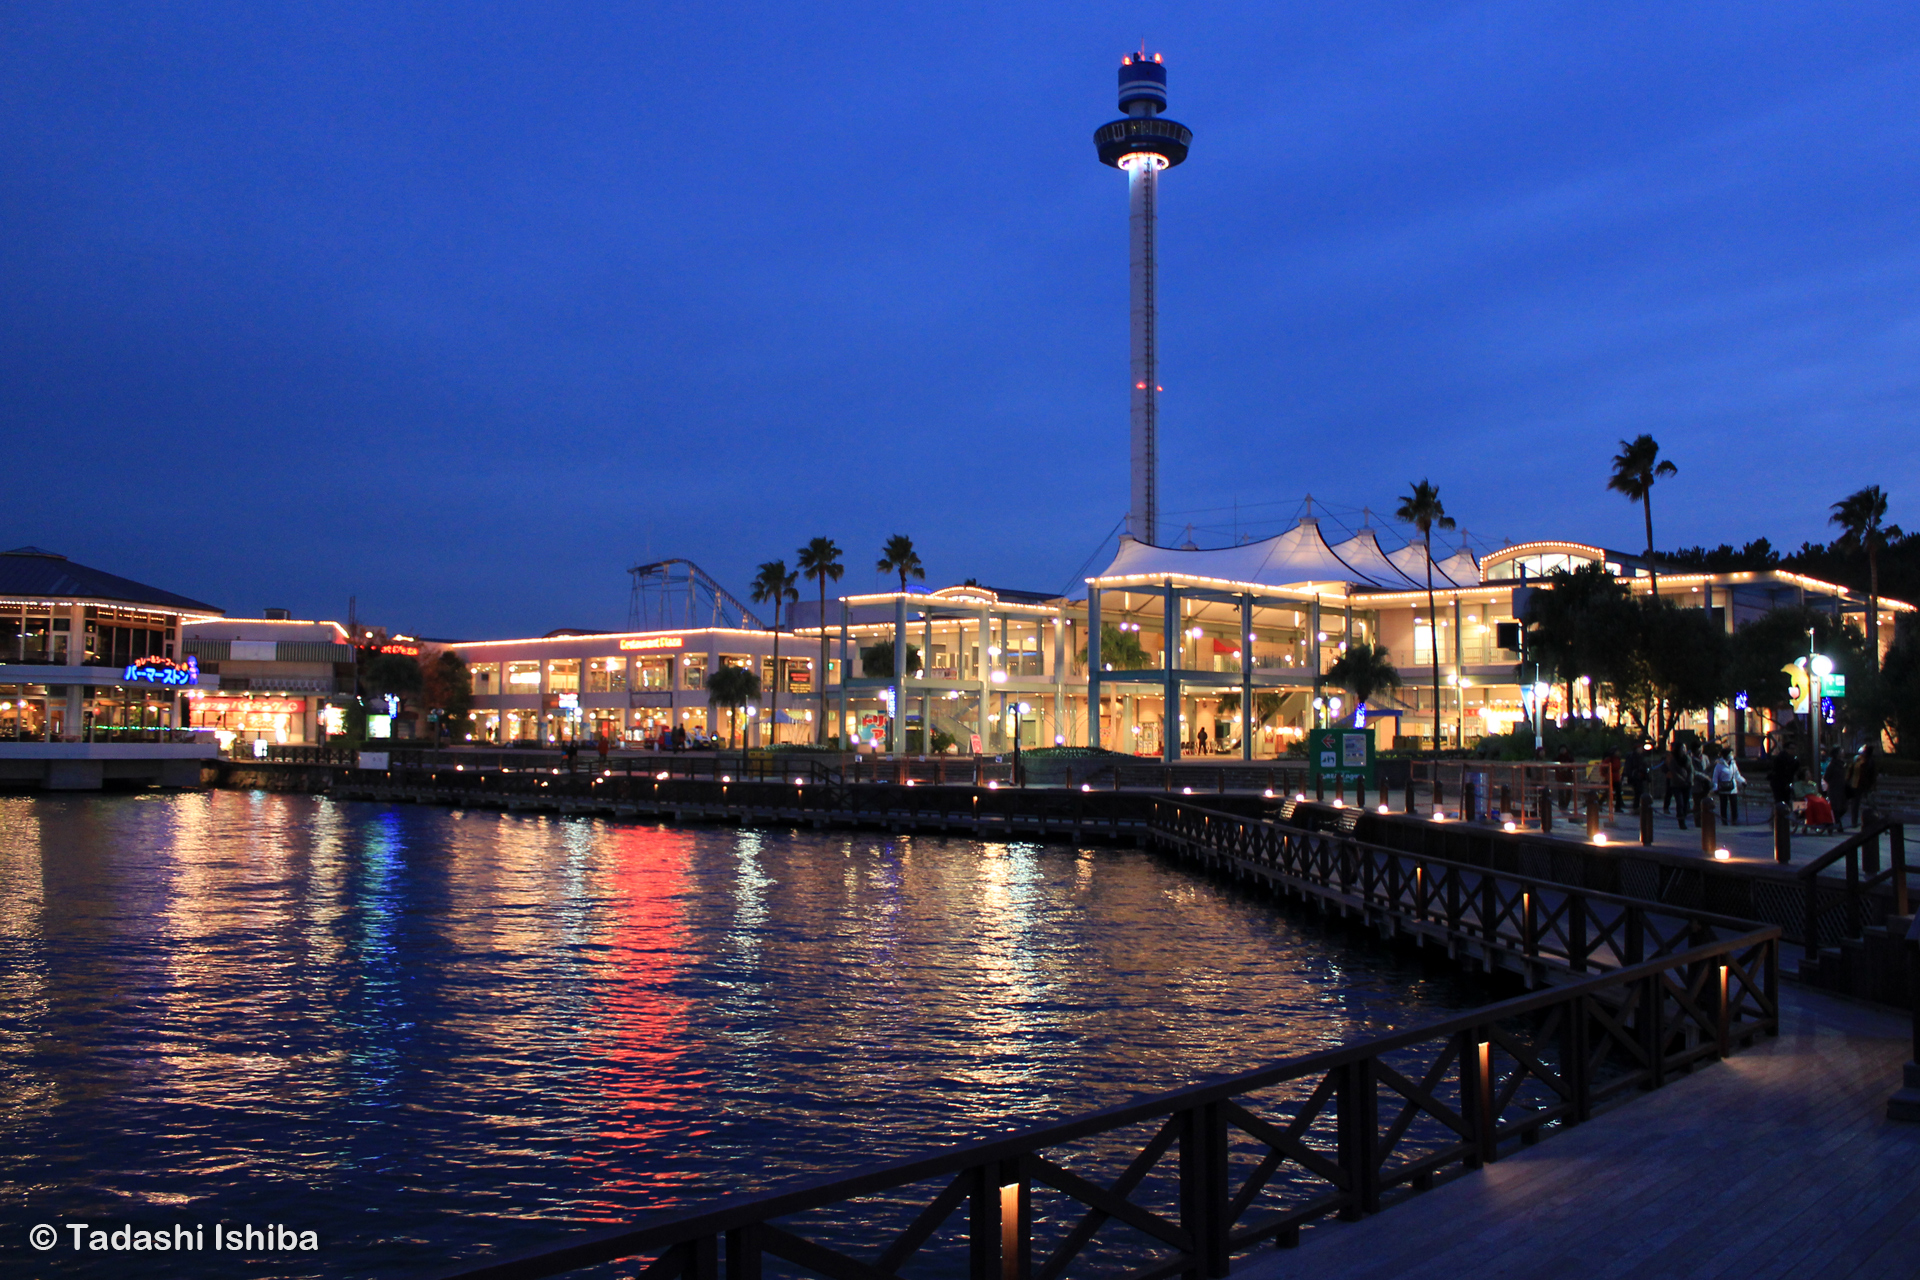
1095, 51, 1191, 548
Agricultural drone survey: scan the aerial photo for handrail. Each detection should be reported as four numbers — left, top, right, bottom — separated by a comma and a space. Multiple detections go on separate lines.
428, 925, 1778, 1280
1796, 817, 1908, 960
1148, 798, 1762, 976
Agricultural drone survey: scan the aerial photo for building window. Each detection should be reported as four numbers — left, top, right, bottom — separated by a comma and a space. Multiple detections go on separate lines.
682, 654, 708, 690
637, 657, 672, 690
548, 659, 581, 692
506, 660, 541, 689
586, 657, 627, 692
469, 662, 499, 694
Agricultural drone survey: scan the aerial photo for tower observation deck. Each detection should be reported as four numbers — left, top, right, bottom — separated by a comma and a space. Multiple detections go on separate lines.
1095, 52, 1191, 548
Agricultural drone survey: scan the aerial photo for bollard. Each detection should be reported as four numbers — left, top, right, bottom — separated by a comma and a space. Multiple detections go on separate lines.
1773, 802, 1792, 864
1316, 771, 1325, 802
1698, 796, 1716, 854
1639, 792, 1654, 846
1585, 793, 1600, 840
1501, 783, 1513, 820
1434, 777, 1446, 818
1335, 773, 1345, 803
1357, 775, 1368, 809
1540, 789, 1552, 832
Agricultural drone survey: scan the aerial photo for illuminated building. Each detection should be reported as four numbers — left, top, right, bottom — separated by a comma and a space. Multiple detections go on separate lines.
0, 545, 223, 787
1095, 51, 1191, 547
181, 615, 356, 747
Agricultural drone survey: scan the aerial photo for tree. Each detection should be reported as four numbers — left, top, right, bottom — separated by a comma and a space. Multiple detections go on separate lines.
1324, 640, 1403, 713
876, 535, 926, 593
859, 640, 923, 677
1215, 691, 1286, 738
1522, 562, 1633, 721
1607, 435, 1678, 598
1079, 623, 1152, 673
358, 651, 424, 741
796, 537, 844, 744
750, 559, 800, 747
420, 649, 473, 744
1728, 605, 1871, 748
1830, 485, 1893, 669
706, 665, 762, 749
1396, 479, 1455, 755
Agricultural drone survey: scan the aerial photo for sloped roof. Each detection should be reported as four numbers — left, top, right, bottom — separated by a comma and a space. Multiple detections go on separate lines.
0, 548, 223, 615
1087, 521, 1411, 593
1329, 530, 1426, 590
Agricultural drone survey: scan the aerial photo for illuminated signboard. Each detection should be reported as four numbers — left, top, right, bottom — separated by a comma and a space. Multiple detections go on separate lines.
123, 656, 199, 686
619, 636, 686, 651
192, 697, 307, 715
377, 643, 421, 657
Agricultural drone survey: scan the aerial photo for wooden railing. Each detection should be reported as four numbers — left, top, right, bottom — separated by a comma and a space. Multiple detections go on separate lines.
1797, 818, 1910, 960
1150, 799, 1767, 977
429, 925, 1777, 1280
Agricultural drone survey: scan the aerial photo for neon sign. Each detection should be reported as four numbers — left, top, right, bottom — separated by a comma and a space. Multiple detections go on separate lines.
377, 643, 420, 657
123, 656, 199, 686
193, 697, 306, 715
619, 636, 685, 651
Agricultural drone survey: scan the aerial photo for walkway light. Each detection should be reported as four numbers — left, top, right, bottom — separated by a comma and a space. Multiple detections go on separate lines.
1593, 832, 1610, 846
1503, 820, 1517, 832
1713, 847, 1732, 861
1379, 803, 1391, 814
1811, 654, 1834, 677
1081, 783, 1092, 792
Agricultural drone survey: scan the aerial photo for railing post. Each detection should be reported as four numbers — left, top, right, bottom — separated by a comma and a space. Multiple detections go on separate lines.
1567, 893, 1588, 972
1639, 792, 1654, 846
1895, 825, 1910, 917
1715, 960, 1731, 1060
1774, 802, 1792, 864
1639, 973, 1666, 1090
1846, 851, 1863, 941
690, 1234, 720, 1280
1180, 1102, 1231, 1279
1459, 1030, 1496, 1167
968, 1164, 1001, 1280
1625, 905, 1645, 966
1336, 1059, 1379, 1218
1562, 994, 1591, 1123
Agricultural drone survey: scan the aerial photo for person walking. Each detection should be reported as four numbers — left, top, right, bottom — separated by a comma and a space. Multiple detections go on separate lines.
1666, 742, 1689, 819
1822, 747, 1851, 832
1848, 744, 1879, 828
1689, 744, 1712, 828
1671, 743, 1693, 829
1713, 747, 1744, 826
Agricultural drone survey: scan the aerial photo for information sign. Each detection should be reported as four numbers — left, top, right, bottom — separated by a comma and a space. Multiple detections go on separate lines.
1306, 728, 1375, 788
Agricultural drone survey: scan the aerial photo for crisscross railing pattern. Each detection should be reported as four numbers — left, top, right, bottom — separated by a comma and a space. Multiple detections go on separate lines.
1146, 799, 1761, 979
430, 899, 1777, 1280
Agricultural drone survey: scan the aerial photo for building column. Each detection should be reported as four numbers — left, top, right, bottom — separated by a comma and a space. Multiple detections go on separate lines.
923, 610, 935, 754
838, 603, 851, 748
1059, 614, 1075, 744
1087, 589, 1102, 750
976, 606, 991, 752
1241, 594, 1255, 760
1162, 583, 1180, 763
889, 595, 907, 755
1309, 596, 1322, 727
538, 659, 551, 746
1704, 584, 1716, 741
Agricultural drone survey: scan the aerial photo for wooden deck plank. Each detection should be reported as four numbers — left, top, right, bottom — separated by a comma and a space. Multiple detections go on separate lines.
1234, 985, 1918, 1279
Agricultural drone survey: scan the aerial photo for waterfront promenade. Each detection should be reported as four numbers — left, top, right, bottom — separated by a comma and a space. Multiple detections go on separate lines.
1242, 983, 1917, 1279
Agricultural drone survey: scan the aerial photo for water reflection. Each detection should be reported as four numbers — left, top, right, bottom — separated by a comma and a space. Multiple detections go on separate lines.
0, 792, 1481, 1276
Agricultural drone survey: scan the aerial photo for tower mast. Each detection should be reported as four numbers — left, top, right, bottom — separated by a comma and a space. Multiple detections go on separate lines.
1095, 53, 1191, 547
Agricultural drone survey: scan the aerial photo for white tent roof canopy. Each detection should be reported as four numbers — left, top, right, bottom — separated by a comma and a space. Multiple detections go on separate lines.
1082, 521, 1481, 596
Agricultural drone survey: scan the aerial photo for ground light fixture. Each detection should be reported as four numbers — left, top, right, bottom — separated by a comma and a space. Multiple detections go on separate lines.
1503, 820, 1518, 832
1264, 788, 1276, 798
1714, 847, 1732, 861
1378, 803, 1391, 814
1182, 786, 1193, 795
987, 781, 999, 790
1082, 783, 1092, 792
1331, 798, 1345, 809
1593, 832, 1610, 846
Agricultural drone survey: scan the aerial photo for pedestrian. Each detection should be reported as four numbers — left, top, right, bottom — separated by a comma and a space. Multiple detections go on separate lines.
1196, 725, 1209, 755
1626, 749, 1650, 810
1848, 744, 1879, 828
1666, 742, 1689, 817
1713, 747, 1744, 826
1822, 747, 1851, 832
1689, 744, 1712, 826
672, 722, 687, 752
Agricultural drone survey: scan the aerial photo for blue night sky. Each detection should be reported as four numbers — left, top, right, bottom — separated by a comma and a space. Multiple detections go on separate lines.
4, 3, 1919, 637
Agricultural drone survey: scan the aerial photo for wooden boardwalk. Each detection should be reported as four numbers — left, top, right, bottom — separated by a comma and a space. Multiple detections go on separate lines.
1239, 985, 1917, 1279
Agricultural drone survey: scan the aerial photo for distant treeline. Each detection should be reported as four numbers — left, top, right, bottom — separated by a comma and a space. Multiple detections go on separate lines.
1664, 531, 1917, 604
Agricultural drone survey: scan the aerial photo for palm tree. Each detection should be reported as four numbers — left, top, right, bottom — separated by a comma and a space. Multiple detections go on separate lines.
749, 559, 800, 747
706, 665, 762, 749
876, 535, 926, 593
1607, 435, 1678, 598
1324, 640, 1403, 719
796, 537, 844, 744
1830, 485, 1892, 669
1396, 480, 1455, 756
